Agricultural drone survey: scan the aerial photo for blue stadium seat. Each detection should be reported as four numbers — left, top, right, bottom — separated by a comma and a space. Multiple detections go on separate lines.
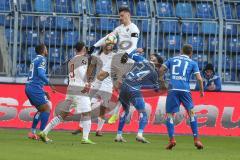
0, 15, 11, 26
0, 0, 10, 11
166, 35, 181, 51
22, 30, 39, 45
187, 36, 205, 51
5, 29, 13, 43
96, 0, 112, 15
34, 0, 52, 12
27, 47, 37, 61
192, 54, 207, 70
223, 55, 232, 70
56, 17, 74, 30
161, 21, 179, 33
207, 37, 219, 52
17, 63, 28, 76
39, 16, 56, 29
138, 20, 151, 33
86, 32, 100, 46
176, 3, 193, 18
227, 38, 240, 52
136, 1, 150, 16
63, 31, 79, 46
20, 16, 34, 28
181, 22, 198, 34
49, 48, 61, 63
116, 0, 134, 15
44, 31, 61, 46
157, 2, 174, 17
237, 5, 240, 19
97, 18, 117, 31
18, 0, 32, 11
196, 3, 214, 19
223, 4, 234, 19
202, 22, 218, 34
75, 0, 94, 14
233, 56, 240, 70
223, 72, 234, 81
137, 36, 146, 49
225, 24, 238, 35
56, 0, 73, 13
147, 36, 163, 49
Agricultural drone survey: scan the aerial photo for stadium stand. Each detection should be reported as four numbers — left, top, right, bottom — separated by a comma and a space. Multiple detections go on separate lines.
0, 0, 239, 84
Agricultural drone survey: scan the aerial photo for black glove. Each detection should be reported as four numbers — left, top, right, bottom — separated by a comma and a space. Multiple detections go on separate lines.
88, 46, 96, 55
120, 53, 128, 64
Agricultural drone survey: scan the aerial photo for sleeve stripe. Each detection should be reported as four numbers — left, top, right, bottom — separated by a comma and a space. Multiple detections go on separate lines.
38, 67, 46, 69
194, 72, 200, 74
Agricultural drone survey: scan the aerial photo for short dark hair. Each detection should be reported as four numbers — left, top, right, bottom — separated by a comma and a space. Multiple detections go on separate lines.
204, 63, 214, 72
119, 6, 131, 13
75, 42, 85, 52
153, 54, 163, 65
182, 44, 193, 56
35, 44, 46, 55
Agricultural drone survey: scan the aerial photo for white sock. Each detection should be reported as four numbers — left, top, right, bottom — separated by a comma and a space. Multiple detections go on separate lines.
113, 102, 121, 115
43, 116, 62, 135
117, 133, 122, 138
97, 117, 105, 131
81, 119, 91, 140
137, 132, 143, 137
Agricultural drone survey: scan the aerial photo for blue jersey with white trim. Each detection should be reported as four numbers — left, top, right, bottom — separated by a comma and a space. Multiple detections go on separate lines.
27, 55, 49, 88
164, 55, 199, 92
123, 61, 159, 90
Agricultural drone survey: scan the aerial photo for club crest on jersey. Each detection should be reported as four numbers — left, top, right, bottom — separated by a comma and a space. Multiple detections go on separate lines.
82, 60, 87, 65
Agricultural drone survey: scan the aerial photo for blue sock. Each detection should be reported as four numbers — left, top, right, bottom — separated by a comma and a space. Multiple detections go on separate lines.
40, 111, 50, 131
138, 112, 148, 133
166, 116, 174, 139
31, 112, 40, 134
190, 116, 199, 138
117, 111, 129, 134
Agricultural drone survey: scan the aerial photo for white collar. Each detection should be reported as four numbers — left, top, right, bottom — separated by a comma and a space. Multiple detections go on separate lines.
180, 55, 190, 58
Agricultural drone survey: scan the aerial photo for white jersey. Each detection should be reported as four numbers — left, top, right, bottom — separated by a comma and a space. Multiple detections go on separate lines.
65, 54, 91, 114
94, 22, 140, 54
92, 51, 114, 91
67, 55, 88, 88
112, 23, 140, 54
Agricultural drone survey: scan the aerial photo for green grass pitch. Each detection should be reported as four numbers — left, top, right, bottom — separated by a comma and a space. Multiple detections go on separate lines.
0, 128, 239, 160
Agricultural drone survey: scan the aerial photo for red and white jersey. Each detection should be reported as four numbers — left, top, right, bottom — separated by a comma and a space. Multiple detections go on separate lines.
112, 23, 140, 53
68, 55, 89, 87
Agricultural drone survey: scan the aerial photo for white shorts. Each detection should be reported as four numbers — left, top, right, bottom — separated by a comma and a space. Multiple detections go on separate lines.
64, 94, 91, 114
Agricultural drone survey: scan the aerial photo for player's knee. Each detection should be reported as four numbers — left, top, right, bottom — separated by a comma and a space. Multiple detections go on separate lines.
188, 109, 196, 122
139, 111, 148, 122
166, 113, 174, 123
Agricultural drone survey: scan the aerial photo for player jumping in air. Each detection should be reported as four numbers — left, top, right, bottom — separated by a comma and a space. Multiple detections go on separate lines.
159, 44, 204, 150
25, 44, 54, 140
89, 6, 145, 125
39, 42, 95, 144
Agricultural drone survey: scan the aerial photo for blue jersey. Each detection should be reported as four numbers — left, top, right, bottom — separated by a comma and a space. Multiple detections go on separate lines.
123, 61, 159, 90
27, 55, 49, 88
163, 55, 200, 92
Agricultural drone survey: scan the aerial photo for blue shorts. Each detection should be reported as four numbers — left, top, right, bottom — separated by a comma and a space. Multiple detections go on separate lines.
25, 84, 48, 109
119, 84, 145, 111
166, 90, 194, 113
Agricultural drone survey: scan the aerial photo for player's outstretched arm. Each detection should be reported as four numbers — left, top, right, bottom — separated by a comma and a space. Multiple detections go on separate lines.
195, 73, 204, 97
